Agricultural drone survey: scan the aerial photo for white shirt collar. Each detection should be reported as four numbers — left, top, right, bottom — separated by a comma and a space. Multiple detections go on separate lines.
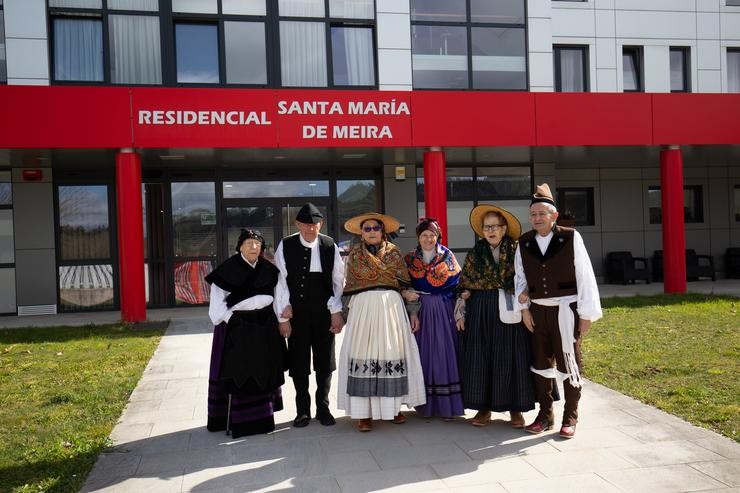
299, 234, 319, 248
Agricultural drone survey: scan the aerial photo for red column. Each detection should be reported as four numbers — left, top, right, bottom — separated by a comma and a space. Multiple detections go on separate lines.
660, 146, 687, 294
423, 148, 448, 245
116, 149, 146, 322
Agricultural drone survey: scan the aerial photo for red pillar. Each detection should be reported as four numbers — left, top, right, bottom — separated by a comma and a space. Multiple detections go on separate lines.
116, 149, 146, 322
423, 148, 448, 245
660, 146, 687, 294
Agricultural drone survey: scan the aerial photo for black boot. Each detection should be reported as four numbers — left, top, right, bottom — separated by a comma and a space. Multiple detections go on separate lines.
314, 372, 335, 426
293, 374, 311, 427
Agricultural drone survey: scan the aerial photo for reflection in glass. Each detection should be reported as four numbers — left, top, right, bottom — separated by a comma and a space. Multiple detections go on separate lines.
337, 179, 377, 252
108, 0, 158, 10
279, 0, 325, 17
58, 185, 110, 261
59, 264, 114, 311
0, 210, 13, 263
329, 0, 374, 19
670, 48, 688, 92
470, 0, 524, 24
176, 23, 219, 83
225, 22, 267, 84
0, 182, 11, 205
417, 168, 473, 201
172, 0, 217, 13
50, 0, 101, 7
471, 27, 526, 90
730, 50, 740, 93
412, 25, 468, 89
280, 21, 327, 87
418, 201, 474, 250
557, 188, 594, 226
331, 26, 375, 86
226, 206, 276, 262
623, 47, 641, 91
476, 166, 531, 198
0, 11, 6, 83
411, 0, 465, 22
223, 0, 265, 15
146, 261, 167, 306
282, 205, 327, 239
109, 15, 162, 84
223, 181, 330, 198
735, 186, 740, 221
53, 18, 104, 81
171, 182, 217, 257
174, 260, 214, 305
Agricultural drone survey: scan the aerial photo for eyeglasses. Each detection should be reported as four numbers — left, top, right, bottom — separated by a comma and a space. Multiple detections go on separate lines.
482, 224, 504, 232
362, 225, 382, 232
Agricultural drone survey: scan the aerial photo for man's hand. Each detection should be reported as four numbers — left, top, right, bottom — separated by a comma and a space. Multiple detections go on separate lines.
409, 314, 420, 333
279, 321, 292, 339
578, 318, 591, 337
460, 290, 471, 300
456, 318, 465, 331
402, 290, 420, 302
518, 290, 530, 304
281, 305, 293, 319
330, 312, 344, 334
521, 309, 535, 333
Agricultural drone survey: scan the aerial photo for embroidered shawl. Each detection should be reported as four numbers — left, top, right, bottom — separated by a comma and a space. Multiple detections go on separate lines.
404, 244, 461, 299
344, 241, 411, 295
459, 236, 518, 292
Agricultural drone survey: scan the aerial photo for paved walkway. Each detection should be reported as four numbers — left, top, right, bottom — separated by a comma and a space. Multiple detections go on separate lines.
3, 282, 739, 492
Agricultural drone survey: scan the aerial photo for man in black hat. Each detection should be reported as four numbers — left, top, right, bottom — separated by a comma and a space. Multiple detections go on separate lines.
514, 184, 602, 439
274, 203, 345, 427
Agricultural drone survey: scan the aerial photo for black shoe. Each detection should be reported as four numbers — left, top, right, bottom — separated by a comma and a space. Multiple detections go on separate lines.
293, 414, 310, 428
317, 412, 336, 426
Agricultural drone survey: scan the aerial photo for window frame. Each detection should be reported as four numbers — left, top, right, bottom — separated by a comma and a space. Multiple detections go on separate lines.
410, 0, 529, 91
728, 48, 740, 93
556, 187, 595, 226
622, 45, 643, 93
647, 185, 704, 225
553, 44, 589, 92
669, 46, 690, 93
0, 1, 7, 84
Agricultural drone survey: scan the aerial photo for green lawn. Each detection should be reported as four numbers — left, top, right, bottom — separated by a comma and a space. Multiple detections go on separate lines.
0, 324, 165, 493
585, 294, 739, 442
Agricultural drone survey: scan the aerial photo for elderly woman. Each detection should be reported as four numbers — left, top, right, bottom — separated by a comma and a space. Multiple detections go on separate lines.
337, 212, 426, 432
205, 229, 286, 438
404, 218, 464, 420
456, 205, 535, 428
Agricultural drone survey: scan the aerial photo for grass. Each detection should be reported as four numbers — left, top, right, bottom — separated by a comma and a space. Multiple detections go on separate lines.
584, 293, 739, 442
0, 323, 165, 493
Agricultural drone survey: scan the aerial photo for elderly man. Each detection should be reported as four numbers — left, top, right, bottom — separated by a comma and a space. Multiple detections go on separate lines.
275, 203, 345, 428
514, 184, 602, 439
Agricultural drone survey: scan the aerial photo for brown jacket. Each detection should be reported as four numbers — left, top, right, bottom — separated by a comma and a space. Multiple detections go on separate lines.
519, 226, 577, 299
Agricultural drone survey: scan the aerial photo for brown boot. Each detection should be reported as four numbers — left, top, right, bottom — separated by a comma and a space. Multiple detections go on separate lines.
510, 411, 525, 429
357, 418, 373, 432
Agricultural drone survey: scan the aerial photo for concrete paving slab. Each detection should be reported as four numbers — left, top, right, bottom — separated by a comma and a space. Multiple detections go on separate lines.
431, 457, 544, 487
689, 460, 740, 487
335, 465, 446, 493
501, 472, 623, 492
599, 464, 728, 492
370, 442, 472, 469
692, 438, 740, 459
522, 449, 634, 477
611, 440, 725, 467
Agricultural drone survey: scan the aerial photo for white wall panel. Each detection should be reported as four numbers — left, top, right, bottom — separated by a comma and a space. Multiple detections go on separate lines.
528, 51, 554, 89
697, 12, 721, 40
8, 78, 49, 85
615, 0, 694, 11
377, 0, 409, 14
595, 9, 615, 38
698, 69, 722, 92
528, 0, 552, 19
697, 0, 720, 13
4, 0, 47, 39
377, 49, 412, 86
720, 13, 740, 40
552, 9, 596, 38
595, 0, 615, 10
616, 11, 695, 39
6, 38, 49, 80
529, 18, 553, 53
698, 39, 721, 69
596, 68, 617, 91
596, 37, 617, 68
377, 13, 410, 50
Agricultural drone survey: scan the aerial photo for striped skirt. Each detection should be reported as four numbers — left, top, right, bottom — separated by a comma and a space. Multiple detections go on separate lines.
207, 321, 284, 438
457, 289, 536, 412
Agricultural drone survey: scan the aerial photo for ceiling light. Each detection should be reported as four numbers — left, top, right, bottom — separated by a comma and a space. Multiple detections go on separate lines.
160, 155, 185, 161
342, 153, 367, 159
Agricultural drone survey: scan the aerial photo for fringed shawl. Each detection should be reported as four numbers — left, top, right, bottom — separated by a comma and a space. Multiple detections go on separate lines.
344, 241, 410, 295
404, 244, 461, 299
459, 236, 518, 292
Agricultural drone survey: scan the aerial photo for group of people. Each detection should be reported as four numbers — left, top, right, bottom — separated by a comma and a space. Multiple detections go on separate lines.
204, 183, 601, 440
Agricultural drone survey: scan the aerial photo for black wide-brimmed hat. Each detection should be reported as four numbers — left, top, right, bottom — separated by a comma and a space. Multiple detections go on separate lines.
295, 203, 324, 224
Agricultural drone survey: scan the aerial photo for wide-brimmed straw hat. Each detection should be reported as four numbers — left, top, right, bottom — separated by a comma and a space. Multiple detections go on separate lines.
469, 204, 522, 240
344, 212, 401, 235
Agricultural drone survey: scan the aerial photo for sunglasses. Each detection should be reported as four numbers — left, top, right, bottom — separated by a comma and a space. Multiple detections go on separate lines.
362, 225, 382, 232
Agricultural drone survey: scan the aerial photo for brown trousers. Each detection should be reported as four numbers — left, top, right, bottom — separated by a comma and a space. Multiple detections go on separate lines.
530, 302, 583, 425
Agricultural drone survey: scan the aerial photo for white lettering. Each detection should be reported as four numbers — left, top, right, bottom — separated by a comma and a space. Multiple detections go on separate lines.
331, 125, 393, 139
277, 100, 288, 115
303, 125, 327, 139
152, 111, 164, 124
136, 109, 273, 126
138, 110, 152, 124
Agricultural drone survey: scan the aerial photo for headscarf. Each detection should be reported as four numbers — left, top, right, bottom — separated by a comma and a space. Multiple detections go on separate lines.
459, 235, 518, 292
235, 229, 266, 255
344, 240, 410, 295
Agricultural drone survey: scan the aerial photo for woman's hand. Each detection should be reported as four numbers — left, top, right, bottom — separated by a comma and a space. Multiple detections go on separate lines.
410, 314, 420, 333
521, 309, 534, 333
518, 290, 530, 305
279, 321, 292, 339
455, 318, 465, 331
281, 305, 293, 319
402, 289, 420, 302
460, 290, 471, 300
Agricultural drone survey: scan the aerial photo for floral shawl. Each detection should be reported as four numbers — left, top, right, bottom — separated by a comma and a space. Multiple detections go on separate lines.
459, 236, 518, 292
344, 241, 411, 295
404, 244, 461, 299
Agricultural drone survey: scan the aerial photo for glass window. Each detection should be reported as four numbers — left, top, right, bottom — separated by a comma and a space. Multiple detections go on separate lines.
50, 0, 102, 7
418, 201, 474, 249
174, 260, 214, 305
331, 26, 375, 86
337, 179, 378, 252
171, 182, 217, 257
53, 18, 104, 82
108, 0, 158, 11
58, 185, 110, 261
0, 182, 10, 205
59, 264, 114, 311
476, 167, 531, 199
734, 185, 740, 221
648, 185, 704, 224
470, 0, 524, 24
0, 209, 13, 263
329, 0, 374, 19
280, 21, 327, 87
729, 49, 740, 93
670, 47, 690, 92
224, 180, 330, 198
225, 206, 277, 261
0, 10, 6, 83
172, 0, 218, 14
472, 27, 526, 90
225, 21, 267, 84
728, 0, 740, 5
623, 46, 642, 92
223, 0, 266, 15
279, 0, 325, 17
176, 23, 219, 83
417, 168, 474, 201
411, 0, 466, 22
554, 45, 588, 92
412, 25, 468, 89
556, 187, 595, 226
109, 15, 162, 84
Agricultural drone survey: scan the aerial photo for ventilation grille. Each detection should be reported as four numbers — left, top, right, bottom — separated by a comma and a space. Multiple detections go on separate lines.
18, 305, 58, 316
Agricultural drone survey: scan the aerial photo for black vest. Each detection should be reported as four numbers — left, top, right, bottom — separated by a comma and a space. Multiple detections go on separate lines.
283, 233, 335, 306
519, 226, 577, 299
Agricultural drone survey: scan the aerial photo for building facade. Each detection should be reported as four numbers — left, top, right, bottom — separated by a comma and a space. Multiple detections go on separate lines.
1, 0, 739, 317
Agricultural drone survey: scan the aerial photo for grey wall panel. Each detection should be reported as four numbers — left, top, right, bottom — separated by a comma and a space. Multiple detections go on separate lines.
708, 178, 731, 228
601, 180, 643, 232
15, 249, 57, 305
384, 169, 418, 253
601, 231, 647, 257
13, 182, 55, 249
710, 228, 730, 272
579, 232, 603, 277
685, 230, 712, 254
0, 268, 17, 314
